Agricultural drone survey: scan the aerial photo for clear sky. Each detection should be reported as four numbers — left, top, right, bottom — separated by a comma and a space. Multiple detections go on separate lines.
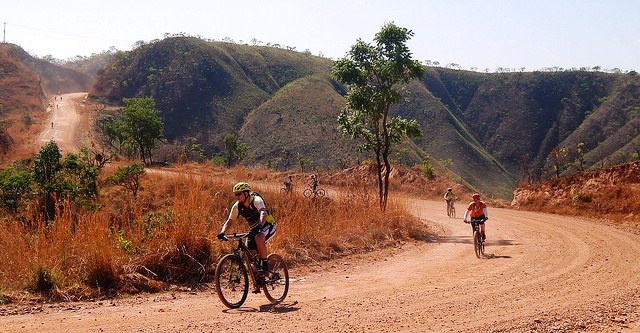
2, 0, 639, 72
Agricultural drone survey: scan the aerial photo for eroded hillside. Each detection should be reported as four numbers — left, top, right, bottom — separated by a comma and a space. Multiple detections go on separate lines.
0, 44, 46, 158
512, 160, 640, 223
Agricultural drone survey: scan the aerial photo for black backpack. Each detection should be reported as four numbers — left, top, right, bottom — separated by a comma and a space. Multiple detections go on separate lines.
250, 192, 276, 223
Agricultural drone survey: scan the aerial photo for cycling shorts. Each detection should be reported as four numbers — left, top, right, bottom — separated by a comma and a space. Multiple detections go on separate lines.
247, 222, 276, 251
470, 216, 486, 224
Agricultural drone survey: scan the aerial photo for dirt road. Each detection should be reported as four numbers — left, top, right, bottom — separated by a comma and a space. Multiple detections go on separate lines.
38, 92, 87, 153
2, 199, 639, 332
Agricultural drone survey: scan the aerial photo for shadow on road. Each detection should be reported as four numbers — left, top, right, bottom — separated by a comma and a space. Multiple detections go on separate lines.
259, 301, 300, 313
223, 300, 300, 314
482, 254, 512, 259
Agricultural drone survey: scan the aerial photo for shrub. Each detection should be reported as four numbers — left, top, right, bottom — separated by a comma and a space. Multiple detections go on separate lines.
32, 266, 58, 293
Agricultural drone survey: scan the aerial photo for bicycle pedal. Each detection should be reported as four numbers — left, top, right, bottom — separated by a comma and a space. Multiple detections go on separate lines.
252, 288, 262, 294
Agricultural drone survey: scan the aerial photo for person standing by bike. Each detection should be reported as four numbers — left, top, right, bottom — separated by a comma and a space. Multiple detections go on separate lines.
444, 188, 457, 216
463, 193, 489, 241
217, 182, 276, 272
309, 174, 319, 193
283, 175, 293, 193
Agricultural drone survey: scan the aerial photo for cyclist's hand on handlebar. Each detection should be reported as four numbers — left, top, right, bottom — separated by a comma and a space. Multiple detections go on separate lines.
217, 232, 227, 241
483, 217, 488, 222
464, 220, 469, 224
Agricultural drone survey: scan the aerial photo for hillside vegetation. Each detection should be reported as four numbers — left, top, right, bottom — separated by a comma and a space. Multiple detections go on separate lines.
86, 37, 640, 198
2, 38, 640, 198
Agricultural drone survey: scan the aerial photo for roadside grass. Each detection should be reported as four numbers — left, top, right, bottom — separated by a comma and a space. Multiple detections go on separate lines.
0, 164, 431, 302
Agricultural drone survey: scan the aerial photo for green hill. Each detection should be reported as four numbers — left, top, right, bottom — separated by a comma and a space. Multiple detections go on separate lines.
4, 37, 640, 199
87, 37, 640, 198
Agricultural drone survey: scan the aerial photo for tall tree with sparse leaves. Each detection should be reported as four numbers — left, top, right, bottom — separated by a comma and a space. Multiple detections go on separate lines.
118, 97, 164, 165
331, 22, 425, 211
223, 134, 248, 167
33, 140, 63, 220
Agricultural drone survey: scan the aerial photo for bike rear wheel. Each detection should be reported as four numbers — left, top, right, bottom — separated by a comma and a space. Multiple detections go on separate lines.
263, 253, 289, 304
303, 189, 312, 198
214, 254, 249, 308
473, 230, 483, 258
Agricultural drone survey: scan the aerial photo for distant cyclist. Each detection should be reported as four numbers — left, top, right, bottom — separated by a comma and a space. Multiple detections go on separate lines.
283, 175, 293, 193
463, 193, 489, 241
444, 188, 457, 216
309, 174, 319, 193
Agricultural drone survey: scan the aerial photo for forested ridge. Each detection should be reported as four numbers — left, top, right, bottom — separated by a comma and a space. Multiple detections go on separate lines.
2, 38, 639, 198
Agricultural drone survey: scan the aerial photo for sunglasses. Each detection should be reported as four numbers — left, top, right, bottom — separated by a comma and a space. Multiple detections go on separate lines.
234, 192, 244, 197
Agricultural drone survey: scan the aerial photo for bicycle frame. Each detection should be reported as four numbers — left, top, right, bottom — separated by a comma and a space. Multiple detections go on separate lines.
216, 232, 289, 308
470, 218, 482, 233
229, 233, 262, 288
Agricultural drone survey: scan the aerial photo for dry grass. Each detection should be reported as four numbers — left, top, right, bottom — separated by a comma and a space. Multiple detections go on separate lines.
0, 163, 431, 302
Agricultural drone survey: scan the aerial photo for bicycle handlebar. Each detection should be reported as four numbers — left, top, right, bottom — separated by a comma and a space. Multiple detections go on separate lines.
219, 232, 249, 241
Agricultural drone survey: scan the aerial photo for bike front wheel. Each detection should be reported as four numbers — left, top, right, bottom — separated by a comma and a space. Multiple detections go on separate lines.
263, 253, 289, 304
214, 254, 249, 308
316, 189, 326, 197
303, 189, 312, 198
450, 206, 456, 218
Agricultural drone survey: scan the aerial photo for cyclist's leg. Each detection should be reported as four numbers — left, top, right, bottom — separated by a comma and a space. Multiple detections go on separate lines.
255, 233, 267, 258
246, 229, 259, 256
247, 226, 264, 257
255, 223, 276, 270
476, 216, 486, 239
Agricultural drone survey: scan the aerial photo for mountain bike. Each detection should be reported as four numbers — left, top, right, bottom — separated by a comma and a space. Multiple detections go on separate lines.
466, 218, 485, 258
215, 233, 289, 309
280, 184, 292, 195
303, 186, 326, 198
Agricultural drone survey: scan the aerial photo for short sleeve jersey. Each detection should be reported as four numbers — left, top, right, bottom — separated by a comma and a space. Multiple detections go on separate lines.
466, 201, 487, 218
228, 193, 266, 228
